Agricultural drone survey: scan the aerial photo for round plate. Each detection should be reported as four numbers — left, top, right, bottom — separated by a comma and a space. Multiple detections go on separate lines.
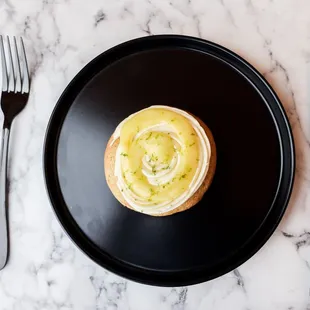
44, 35, 295, 286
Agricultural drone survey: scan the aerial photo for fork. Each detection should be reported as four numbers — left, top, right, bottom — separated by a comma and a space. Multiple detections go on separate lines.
0, 36, 30, 270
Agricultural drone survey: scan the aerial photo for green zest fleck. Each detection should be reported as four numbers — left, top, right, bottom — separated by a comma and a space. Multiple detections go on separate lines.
171, 118, 176, 122
146, 132, 153, 140
179, 174, 187, 180
189, 142, 195, 147
191, 132, 195, 136
150, 153, 158, 162
121, 152, 128, 157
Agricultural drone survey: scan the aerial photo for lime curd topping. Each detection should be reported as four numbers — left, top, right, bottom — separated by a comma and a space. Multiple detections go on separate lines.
111, 105, 211, 215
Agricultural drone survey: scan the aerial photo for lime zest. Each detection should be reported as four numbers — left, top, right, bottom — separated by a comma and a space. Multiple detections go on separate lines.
146, 132, 153, 140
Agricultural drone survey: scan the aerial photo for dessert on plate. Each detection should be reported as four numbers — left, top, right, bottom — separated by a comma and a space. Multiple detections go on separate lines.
104, 105, 216, 216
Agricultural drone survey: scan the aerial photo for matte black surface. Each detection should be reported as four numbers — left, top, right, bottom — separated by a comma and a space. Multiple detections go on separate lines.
44, 35, 295, 286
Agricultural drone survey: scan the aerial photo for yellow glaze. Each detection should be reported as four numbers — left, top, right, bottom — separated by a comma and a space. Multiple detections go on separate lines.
112, 106, 211, 215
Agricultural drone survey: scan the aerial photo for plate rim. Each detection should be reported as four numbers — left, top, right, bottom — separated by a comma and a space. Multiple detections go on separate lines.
43, 34, 295, 286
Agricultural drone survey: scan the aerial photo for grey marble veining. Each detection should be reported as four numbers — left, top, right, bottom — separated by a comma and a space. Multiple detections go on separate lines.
0, 0, 309, 309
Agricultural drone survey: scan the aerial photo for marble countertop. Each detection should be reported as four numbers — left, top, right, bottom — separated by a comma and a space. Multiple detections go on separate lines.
0, 0, 309, 309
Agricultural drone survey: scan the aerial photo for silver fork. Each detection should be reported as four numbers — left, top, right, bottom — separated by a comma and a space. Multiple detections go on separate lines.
0, 36, 30, 270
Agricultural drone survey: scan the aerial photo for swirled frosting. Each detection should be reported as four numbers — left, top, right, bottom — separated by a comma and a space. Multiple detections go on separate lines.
111, 106, 211, 215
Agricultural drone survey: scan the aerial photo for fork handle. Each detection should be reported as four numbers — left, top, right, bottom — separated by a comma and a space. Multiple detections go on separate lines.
0, 124, 10, 270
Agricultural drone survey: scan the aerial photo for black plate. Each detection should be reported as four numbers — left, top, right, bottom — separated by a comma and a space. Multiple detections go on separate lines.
44, 35, 295, 286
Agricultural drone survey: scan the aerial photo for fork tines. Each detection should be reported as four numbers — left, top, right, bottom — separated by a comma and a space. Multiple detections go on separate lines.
0, 36, 29, 94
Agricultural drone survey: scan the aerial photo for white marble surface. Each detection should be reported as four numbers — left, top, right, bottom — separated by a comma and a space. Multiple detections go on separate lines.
0, 0, 309, 309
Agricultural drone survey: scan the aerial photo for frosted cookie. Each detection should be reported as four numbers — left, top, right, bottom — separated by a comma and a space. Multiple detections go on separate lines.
104, 105, 216, 216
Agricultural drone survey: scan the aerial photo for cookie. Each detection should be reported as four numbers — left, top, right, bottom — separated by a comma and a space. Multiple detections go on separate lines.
104, 111, 216, 216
